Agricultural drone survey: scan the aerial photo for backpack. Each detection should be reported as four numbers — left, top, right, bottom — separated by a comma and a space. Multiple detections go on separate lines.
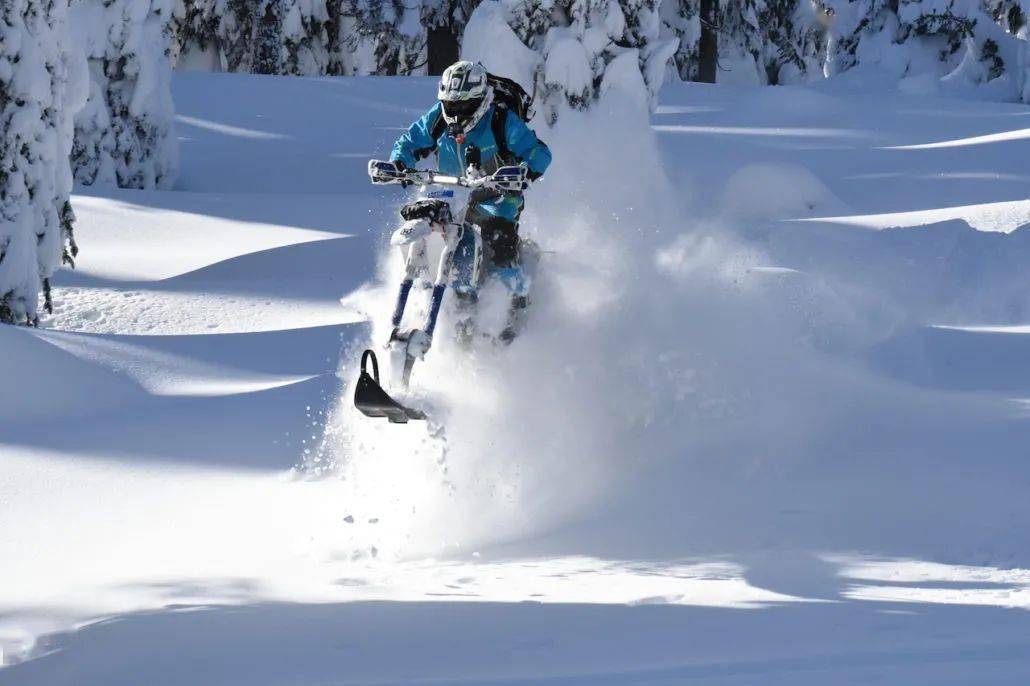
487, 73, 534, 123
430, 72, 535, 165
487, 73, 534, 164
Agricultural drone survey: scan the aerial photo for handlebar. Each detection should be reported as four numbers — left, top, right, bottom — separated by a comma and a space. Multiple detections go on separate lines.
368, 159, 528, 193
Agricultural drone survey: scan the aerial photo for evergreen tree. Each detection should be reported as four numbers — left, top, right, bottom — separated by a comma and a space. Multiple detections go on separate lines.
0, 0, 85, 324
161, 0, 1030, 101
984, 0, 1028, 34
467, 0, 677, 123
281, 0, 331, 75
662, 0, 701, 81
662, 0, 719, 82
715, 0, 826, 83
765, 0, 827, 83
328, 0, 428, 75
173, 0, 330, 75
981, 0, 1028, 103
424, 0, 480, 73
171, 0, 219, 67
825, 0, 1022, 93
215, 0, 262, 71
72, 0, 179, 190
255, 0, 285, 74
171, 0, 476, 77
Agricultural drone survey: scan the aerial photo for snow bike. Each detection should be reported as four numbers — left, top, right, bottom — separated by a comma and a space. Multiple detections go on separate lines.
354, 159, 534, 423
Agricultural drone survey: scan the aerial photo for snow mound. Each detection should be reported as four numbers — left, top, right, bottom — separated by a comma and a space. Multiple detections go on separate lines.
800, 199, 1030, 234
0, 328, 139, 422
34, 329, 315, 397
720, 163, 852, 220
460, 1, 538, 92
46, 285, 361, 336
71, 192, 341, 281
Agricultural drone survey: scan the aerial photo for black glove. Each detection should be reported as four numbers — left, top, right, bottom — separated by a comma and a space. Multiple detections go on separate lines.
401, 199, 452, 225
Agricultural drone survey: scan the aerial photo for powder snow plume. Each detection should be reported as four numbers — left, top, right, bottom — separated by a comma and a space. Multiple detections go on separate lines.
311, 79, 1016, 563
311, 91, 780, 559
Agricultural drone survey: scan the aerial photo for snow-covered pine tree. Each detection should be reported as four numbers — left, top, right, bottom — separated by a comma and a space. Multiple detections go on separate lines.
765, 0, 827, 82
173, 0, 329, 75
714, 0, 826, 84
171, 0, 217, 68
981, 0, 1029, 102
281, 0, 331, 75
255, 0, 285, 74
0, 0, 86, 324
464, 0, 677, 123
71, 0, 179, 190
984, 0, 1028, 34
661, 0, 719, 82
662, 0, 701, 80
174, 0, 470, 76
424, 0, 480, 73
825, 0, 1024, 96
328, 0, 428, 75
213, 0, 262, 71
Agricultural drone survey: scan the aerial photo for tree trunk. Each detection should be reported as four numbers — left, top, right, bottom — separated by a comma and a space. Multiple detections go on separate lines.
698, 0, 718, 83
427, 27, 459, 75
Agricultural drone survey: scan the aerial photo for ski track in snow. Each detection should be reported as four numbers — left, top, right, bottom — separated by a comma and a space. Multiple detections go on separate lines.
3, 73, 1030, 683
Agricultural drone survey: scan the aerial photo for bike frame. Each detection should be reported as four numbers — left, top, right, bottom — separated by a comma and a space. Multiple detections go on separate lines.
368, 159, 524, 388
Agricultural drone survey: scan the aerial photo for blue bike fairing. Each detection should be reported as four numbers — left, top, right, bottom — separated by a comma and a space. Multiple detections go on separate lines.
451, 227, 478, 294
494, 266, 530, 296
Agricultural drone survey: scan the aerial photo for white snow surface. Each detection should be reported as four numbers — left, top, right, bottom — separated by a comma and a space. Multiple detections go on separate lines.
3, 73, 1030, 683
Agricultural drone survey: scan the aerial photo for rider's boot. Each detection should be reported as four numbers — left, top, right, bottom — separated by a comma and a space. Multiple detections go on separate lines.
495, 266, 530, 345
499, 294, 529, 345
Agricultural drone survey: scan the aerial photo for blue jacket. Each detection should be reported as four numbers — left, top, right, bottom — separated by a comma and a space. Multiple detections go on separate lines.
390, 102, 551, 222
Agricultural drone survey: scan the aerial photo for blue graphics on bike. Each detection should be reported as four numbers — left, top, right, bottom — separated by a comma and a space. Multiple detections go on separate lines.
451, 228, 477, 295
494, 266, 530, 296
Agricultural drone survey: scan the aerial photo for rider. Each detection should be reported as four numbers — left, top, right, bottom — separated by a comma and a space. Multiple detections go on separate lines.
389, 60, 551, 340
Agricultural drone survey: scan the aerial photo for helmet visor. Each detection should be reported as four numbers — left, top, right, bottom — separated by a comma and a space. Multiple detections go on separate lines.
442, 98, 482, 123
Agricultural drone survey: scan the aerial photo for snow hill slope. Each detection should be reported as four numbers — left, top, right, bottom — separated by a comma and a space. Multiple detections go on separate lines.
2, 71, 1030, 684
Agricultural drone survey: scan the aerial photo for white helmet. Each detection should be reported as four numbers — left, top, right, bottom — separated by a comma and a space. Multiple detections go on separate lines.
438, 61, 492, 131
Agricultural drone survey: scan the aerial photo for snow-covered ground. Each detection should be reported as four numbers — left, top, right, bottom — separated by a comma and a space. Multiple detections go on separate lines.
3, 71, 1030, 684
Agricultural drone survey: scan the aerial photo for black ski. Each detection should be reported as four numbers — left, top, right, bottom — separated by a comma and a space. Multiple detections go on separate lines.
353, 350, 426, 423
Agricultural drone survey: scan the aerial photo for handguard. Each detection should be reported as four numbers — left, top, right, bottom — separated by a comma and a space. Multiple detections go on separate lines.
368, 159, 406, 184
488, 164, 530, 193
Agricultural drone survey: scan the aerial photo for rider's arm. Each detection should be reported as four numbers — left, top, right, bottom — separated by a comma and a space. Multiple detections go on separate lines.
391, 103, 444, 169
505, 115, 552, 180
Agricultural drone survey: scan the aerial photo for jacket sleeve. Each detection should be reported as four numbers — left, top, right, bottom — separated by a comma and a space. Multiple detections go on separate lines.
390, 103, 443, 168
504, 114, 552, 179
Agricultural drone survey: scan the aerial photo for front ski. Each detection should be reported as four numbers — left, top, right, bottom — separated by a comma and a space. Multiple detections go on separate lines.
354, 350, 426, 423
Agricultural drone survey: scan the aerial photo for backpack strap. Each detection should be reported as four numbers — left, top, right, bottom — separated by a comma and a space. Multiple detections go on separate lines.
430, 109, 447, 142
491, 106, 515, 164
